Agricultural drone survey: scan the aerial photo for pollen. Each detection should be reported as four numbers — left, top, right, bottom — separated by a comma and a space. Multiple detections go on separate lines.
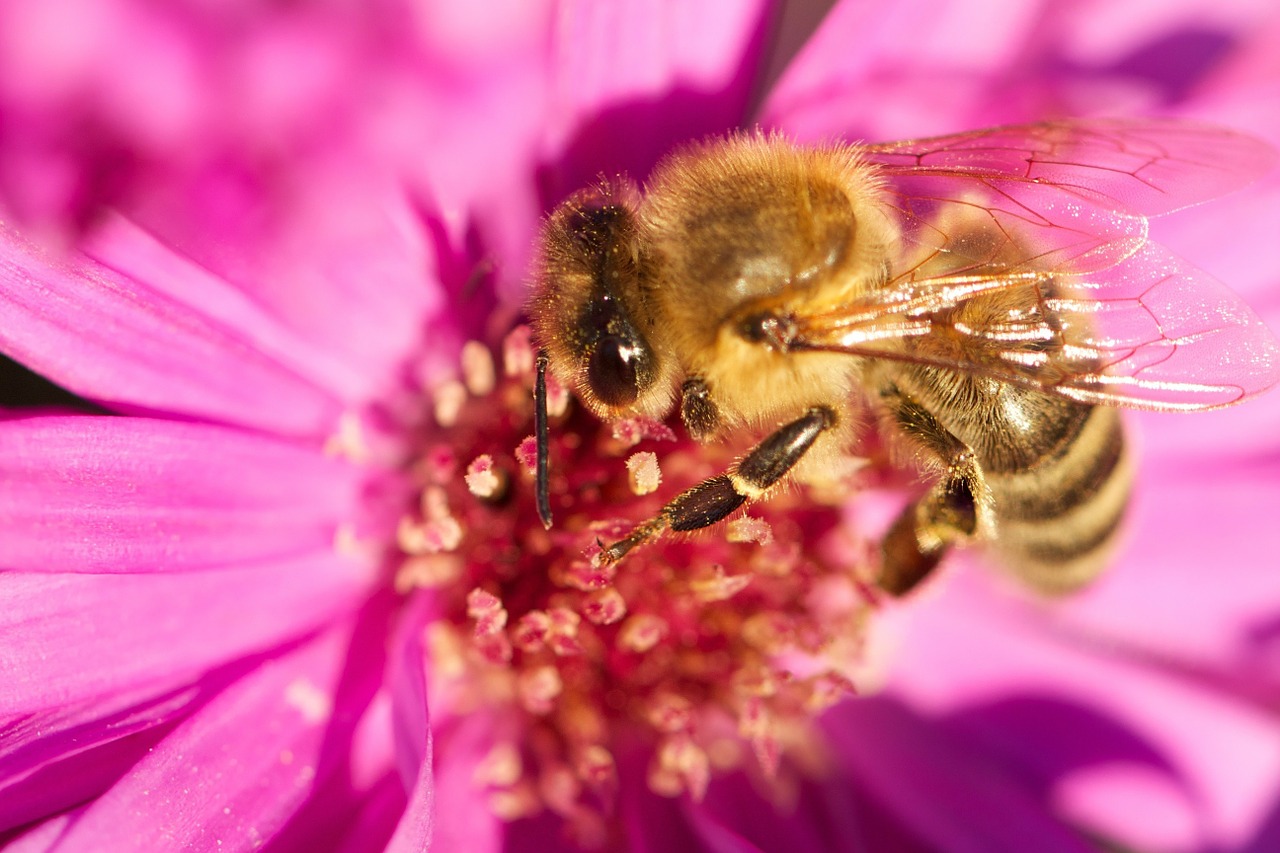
397, 327, 875, 840
625, 451, 661, 495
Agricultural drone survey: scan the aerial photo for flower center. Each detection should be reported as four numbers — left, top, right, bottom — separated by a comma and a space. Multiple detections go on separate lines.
397, 328, 877, 842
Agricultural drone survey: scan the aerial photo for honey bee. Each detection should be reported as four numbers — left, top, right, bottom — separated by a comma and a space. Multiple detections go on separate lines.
529, 119, 1280, 595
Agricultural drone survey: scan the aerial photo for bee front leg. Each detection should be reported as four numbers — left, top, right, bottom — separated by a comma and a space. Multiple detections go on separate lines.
600, 406, 836, 564
878, 386, 993, 596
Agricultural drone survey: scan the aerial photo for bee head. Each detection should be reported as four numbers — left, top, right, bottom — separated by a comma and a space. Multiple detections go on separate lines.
530, 180, 671, 420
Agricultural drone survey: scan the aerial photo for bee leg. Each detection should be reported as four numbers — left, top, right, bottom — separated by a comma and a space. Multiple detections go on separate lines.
878, 388, 992, 596
601, 406, 836, 564
680, 377, 720, 441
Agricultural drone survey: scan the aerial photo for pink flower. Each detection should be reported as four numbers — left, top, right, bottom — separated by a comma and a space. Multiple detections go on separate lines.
2, 1, 1279, 851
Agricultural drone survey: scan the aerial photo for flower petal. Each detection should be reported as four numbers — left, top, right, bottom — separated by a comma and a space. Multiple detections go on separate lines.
0, 219, 346, 438
384, 594, 435, 853
114, 161, 447, 406
10, 610, 373, 849
819, 696, 1096, 853
542, 0, 776, 193
0, 414, 367, 574
0, 553, 370, 717
884, 566, 1280, 852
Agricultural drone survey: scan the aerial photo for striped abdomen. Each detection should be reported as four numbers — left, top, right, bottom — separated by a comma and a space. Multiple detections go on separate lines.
984, 400, 1131, 593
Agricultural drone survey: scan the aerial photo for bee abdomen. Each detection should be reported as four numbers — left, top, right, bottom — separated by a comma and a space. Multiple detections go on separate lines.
988, 405, 1131, 593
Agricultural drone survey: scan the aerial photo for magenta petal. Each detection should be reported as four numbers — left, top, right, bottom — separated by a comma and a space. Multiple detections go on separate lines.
20, 613, 370, 849
886, 568, 1280, 852
427, 714, 504, 853
385, 593, 436, 853
0, 218, 346, 438
821, 697, 1096, 853
542, 0, 775, 199
0, 554, 370, 716
116, 165, 447, 403
0, 414, 366, 573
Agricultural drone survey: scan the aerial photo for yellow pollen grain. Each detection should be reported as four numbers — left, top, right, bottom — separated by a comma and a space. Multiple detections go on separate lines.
395, 554, 463, 591
617, 613, 668, 653
625, 451, 661, 495
582, 587, 626, 625
464, 454, 504, 499
322, 411, 369, 461
461, 340, 497, 396
645, 693, 693, 734
424, 623, 467, 679
489, 783, 539, 822
517, 665, 563, 714
655, 735, 709, 801
397, 515, 463, 554
539, 764, 582, 816
284, 679, 333, 725
726, 515, 773, 545
474, 742, 523, 788
512, 610, 552, 652
502, 326, 535, 377
688, 565, 753, 602
432, 379, 467, 427
575, 744, 617, 788
545, 373, 569, 417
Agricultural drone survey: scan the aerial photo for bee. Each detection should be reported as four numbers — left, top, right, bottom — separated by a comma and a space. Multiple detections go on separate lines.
529, 119, 1280, 595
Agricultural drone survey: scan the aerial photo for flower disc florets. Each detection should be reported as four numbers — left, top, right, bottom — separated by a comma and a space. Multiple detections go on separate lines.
397, 327, 877, 842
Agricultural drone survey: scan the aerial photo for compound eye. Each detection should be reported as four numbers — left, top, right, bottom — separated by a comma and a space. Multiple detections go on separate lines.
588, 335, 643, 407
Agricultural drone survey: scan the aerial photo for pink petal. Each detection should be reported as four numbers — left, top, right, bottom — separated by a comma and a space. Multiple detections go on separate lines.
13, 611, 375, 849
0, 219, 347, 438
821, 697, 1096, 853
239, 598, 409, 853
759, 0, 1044, 141
385, 594, 435, 853
0, 554, 370, 717
883, 566, 1280, 852
0, 414, 367, 574
116, 160, 447, 402
541, 0, 775, 194
699, 766, 924, 853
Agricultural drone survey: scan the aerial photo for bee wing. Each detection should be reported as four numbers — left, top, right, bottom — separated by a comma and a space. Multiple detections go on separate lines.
862, 118, 1277, 276
792, 240, 1280, 411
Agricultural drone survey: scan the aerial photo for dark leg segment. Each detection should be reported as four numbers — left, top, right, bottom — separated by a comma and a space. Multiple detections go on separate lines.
601, 407, 836, 564
680, 377, 720, 441
878, 385, 988, 596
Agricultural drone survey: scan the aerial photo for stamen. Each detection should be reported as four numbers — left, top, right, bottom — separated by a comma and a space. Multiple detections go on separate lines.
518, 665, 563, 714
466, 588, 508, 636
727, 515, 773, 545
474, 742, 523, 787
461, 340, 497, 396
581, 588, 626, 625
626, 451, 661, 495
464, 454, 508, 500
502, 325, 536, 377
433, 380, 467, 428
617, 613, 668, 653
688, 564, 753, 602
401, 328, 874, 830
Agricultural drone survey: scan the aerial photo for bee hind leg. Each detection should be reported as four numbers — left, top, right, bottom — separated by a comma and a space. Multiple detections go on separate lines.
600, 406, 836, 564
878, 387, 992, 595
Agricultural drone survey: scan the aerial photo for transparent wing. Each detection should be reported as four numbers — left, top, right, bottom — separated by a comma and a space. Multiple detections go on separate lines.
791, 241, 1280, 411
862, 118, 1277, 277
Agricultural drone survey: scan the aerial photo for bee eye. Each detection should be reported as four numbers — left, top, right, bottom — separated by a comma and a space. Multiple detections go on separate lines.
588, 335, 642, 407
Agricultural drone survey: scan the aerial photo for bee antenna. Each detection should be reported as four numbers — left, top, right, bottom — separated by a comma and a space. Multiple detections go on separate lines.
534, 350, 553, 529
